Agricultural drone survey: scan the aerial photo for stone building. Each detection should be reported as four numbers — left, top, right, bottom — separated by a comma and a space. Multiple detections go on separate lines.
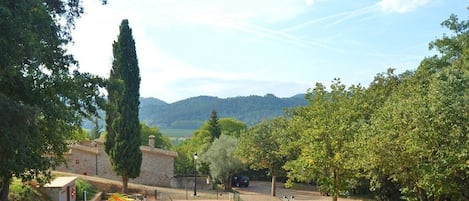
56, 135, 177, 187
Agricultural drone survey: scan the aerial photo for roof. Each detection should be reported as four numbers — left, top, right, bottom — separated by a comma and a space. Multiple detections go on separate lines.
44, 176, 77, 188
140, 146, 178, 158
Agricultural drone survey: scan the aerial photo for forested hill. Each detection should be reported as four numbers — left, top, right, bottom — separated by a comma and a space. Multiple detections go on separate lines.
139, 94, 307, 129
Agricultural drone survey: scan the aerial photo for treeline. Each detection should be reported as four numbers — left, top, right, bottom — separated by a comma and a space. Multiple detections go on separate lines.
175, 14, 469, 201
139, 94, 307, 129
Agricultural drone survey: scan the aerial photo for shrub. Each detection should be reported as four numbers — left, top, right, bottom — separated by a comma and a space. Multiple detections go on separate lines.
76, 178, 98, 200
9, 179, 44, 201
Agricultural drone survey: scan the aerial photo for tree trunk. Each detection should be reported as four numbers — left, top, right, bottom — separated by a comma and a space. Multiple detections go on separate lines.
0, 177, 10, 201
271, 175, 276, 197
332, 168, 339, 201
122, 176, 129, 194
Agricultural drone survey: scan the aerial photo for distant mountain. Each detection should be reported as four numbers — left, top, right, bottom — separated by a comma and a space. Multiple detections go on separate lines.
83, 94, 308, 130
140, 97, 168, 107
139, 94, 307, 129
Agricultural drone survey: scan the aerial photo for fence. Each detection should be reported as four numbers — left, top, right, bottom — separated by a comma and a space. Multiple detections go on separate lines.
153, 187, 237, 201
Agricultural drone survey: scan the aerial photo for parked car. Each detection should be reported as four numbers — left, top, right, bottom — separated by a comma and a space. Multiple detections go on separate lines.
232, 175, 249, 187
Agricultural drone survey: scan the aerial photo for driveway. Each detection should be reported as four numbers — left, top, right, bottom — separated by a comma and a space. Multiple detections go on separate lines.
234, 181, 360, 201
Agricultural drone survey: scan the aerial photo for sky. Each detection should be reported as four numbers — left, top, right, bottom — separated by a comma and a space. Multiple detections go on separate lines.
69, 0, 467, 103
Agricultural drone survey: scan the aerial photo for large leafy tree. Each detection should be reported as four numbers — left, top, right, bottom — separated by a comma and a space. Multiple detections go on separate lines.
361, 13, 469, 201
219, 118, 247, 138
354, 69, 404, 200
0, 0, 105, 200
105, 19, 142, 194
236, 117, 294, 196
285, 80, 366, 201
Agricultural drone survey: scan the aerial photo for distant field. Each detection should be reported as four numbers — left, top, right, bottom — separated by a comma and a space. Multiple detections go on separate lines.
160, 128, 195, 137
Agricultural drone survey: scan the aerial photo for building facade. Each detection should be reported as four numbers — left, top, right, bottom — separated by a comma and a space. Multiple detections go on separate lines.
56, 136, 177, 187
42, 176, 77, 201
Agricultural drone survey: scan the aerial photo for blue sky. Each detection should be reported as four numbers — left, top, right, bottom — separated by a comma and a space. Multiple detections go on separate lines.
69, 0, 467, 103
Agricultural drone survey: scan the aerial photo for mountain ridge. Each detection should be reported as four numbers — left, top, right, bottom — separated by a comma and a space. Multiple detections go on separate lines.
84, 94, 308, 130
139, 93, 307, 129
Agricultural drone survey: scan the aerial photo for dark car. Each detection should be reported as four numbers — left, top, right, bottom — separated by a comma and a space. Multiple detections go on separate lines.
232, 175, 249, 187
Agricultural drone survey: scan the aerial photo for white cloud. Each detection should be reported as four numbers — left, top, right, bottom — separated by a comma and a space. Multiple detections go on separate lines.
378, 0, 430, 13
69, 0, 317, 78
68, 0, 438, 103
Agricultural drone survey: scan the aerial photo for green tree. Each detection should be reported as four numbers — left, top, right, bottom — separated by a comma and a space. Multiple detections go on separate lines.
173, 140, 195, 176
0, 0, 105, 200
173, 117, 246, 176
140, 123, 172, 150
200, 135, 245, 190
363, 67, 469, 200
361, 13, 469, 200
89, 118, 103, 140
219, 118, 247, 138
236, 117, 293, 196
354, 69, 404, 200
105, 19, 142, 193
285, 80, 366, 201
208, 110, 221, 141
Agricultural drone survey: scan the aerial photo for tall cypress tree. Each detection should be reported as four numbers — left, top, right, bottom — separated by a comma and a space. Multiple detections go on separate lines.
208, 110, 222, 141
105, 19, 142, 193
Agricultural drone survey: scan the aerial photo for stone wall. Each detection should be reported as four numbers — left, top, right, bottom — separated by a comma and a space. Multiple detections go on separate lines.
56, 137, 177, 187
170, 176, 212, 190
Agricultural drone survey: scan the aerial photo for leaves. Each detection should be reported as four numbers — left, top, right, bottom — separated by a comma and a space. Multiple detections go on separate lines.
0, 0, 104, 199
200, 135, 245, 189
285, 79, 367, 199
105, 19, 142, 193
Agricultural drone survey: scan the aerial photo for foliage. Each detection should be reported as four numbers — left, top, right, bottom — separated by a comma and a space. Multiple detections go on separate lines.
76, 178, 97, 201
173, 117, 246, 175
0, 0, 105, 200
219, 118, 247, 138
8, 179, 45, 201
362, 66, 469, 200
70, 127, 91, 141
89, 118, 103, 140
236, 117, 296, 196
140, 123, 172, 149
237, 118, 290, 172
105, 19, 142, 193
357, 12, 469, 201
284, 79, 367, 201
173, 140, 195, 176
354, 68, 404, 200
200, 135, 245, 189
208, 110, 222, 141
236, 117, 294, 195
